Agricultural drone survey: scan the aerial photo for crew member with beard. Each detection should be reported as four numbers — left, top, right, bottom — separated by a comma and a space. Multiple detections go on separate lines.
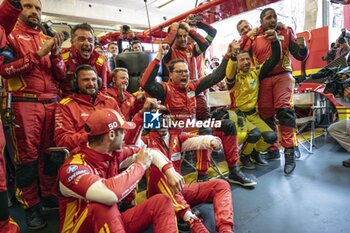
225, 34, 280, 171
0, 0, 66, 229
53, 23, 112, 97
54, 64, 120, 151
243, 8, 309, 174
107, 67, 145, 121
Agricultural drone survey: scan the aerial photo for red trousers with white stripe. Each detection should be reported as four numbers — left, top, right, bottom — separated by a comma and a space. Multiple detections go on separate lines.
64, 194, 178, 233
147, 166, 234, 232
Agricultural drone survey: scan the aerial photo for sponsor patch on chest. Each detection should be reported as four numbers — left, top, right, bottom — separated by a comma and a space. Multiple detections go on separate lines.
171, 152, 182, 161
187, 91, 195, 98
277, 35, 284, 41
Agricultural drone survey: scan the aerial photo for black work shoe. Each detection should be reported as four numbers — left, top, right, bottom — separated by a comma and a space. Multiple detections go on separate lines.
251, 150, 269, 166
25, 204, 47, 230
197, 173, 209, 182
342, 158, 350, 167
41, 195, 59, 211
227, 166, 257, 187
284, 148, 296, 174
238, 155, 256, 170
264, 150, 281, 161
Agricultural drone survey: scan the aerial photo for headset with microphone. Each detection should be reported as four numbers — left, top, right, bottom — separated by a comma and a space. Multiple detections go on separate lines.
70, 64, 102, 93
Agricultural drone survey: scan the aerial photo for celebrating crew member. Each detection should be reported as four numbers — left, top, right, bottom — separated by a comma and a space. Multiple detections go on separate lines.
141, 43, 257, 187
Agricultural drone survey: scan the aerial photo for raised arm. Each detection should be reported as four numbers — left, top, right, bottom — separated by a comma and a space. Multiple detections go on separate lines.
163, 22, 179, 63
140, 44, 169, 103
225, 40, 240, 90
288, 27, 308, 61
197, 21, 217, 44
0, 0, 21, 35
195, 42, 233, 94
1, 33, 64, 78
259, 30, 282, 79
193, 21, 217, 56
180, 22, 209, 57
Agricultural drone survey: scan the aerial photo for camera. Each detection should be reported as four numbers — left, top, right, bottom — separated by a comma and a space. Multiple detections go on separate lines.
312, 66, 350, 98
122, 25, 130, 34
42, 21, 56, 37
41, 21, 70, 41
324, 77, 350, 98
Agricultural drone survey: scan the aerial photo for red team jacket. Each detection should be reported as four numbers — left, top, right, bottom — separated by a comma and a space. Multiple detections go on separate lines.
58, 145, 143, 232
1, 21, 63, 99
106, 87, 143, 121
243, 25, 308, 77
54, 93, 120, 151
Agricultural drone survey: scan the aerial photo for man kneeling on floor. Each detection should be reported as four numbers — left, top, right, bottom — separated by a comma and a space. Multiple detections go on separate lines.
58, 108, 181, 233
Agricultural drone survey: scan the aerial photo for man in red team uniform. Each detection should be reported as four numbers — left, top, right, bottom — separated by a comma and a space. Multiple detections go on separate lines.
58, 108, 181, 233
164, 20, 216, 120
107, 67, 144, 121
55, 64, 119, 151
55, 64, 183, 209
0, 1, 22, 231
0, 0, 66, 229
244, 8, 308, 174
145, 125, 234, 233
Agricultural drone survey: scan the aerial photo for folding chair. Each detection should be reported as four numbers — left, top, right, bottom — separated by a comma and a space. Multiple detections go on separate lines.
207, 90, 231, 108
206, 91, 232, 179
46, 147, 70, 165
293, 92, 324, 153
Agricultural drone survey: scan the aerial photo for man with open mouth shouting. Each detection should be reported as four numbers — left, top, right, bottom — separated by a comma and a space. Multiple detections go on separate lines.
53, 23, 112, 97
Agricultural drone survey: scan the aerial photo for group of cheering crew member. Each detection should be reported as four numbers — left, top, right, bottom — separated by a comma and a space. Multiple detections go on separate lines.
0, 0, 309, 232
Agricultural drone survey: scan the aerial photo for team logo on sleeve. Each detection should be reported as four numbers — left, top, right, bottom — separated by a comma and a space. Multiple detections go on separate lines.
67, 165, 78, 174
67, 170, 89, 182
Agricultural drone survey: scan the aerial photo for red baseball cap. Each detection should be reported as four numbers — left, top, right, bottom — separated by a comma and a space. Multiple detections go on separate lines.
85, 108, 135, 136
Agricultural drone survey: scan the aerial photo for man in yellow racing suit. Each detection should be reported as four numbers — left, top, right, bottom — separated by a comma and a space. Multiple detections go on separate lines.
226, 29, 281, 170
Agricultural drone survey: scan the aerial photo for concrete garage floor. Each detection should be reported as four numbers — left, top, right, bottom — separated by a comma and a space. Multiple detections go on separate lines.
232, 137, 350, 233
10, 136, 350, 233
